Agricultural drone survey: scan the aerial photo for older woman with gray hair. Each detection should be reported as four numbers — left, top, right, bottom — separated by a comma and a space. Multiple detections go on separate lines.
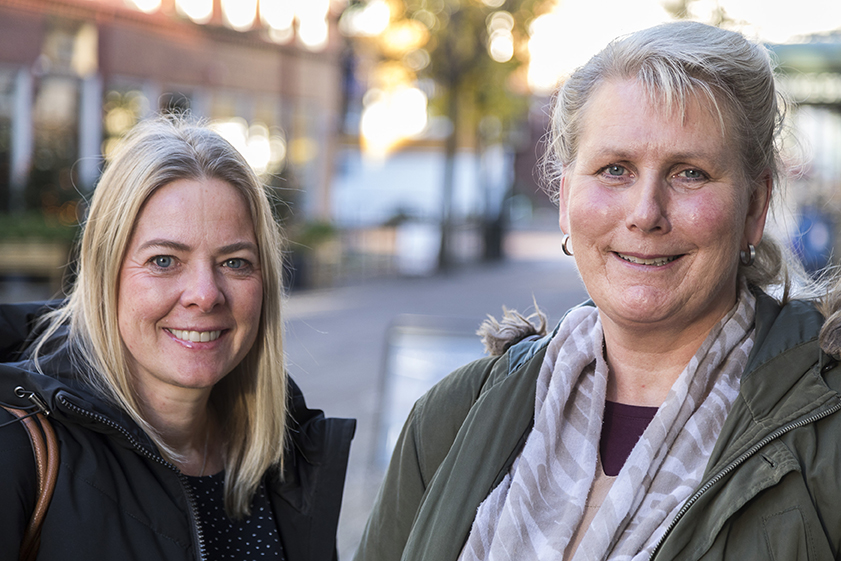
0, 117, 355, 560
355, 21, 841, 561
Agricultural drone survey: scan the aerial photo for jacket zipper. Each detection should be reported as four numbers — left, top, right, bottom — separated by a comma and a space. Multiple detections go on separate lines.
649, 398, 841, 560
56, 393, 209, 561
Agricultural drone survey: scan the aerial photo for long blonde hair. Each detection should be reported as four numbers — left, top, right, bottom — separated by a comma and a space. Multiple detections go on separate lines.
34, 116, 287, 518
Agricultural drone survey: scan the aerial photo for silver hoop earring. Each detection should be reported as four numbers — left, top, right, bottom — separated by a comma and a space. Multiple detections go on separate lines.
561, 234, 574, 256
740, 244, 756, 267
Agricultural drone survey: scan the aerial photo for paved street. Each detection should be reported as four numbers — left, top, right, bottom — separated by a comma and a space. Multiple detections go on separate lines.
284, 232, 589, 558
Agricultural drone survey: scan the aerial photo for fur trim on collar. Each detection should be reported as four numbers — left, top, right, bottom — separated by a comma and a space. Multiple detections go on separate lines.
477, 306, 548, 356
818, 284, 841, 360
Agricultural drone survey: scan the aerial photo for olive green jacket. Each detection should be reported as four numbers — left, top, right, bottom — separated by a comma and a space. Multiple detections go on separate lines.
355, 291, 841, 561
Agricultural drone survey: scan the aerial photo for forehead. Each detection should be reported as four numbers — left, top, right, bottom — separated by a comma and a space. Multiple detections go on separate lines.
576, 79, 734, 162
131, 178, 256, 243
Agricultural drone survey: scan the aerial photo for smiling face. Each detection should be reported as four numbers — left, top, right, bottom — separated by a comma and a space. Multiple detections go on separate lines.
559, 79, 769, 339
117, 177, 263, 399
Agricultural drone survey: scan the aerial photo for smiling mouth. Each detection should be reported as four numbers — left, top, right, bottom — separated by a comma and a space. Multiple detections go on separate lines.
616, 253, 679, 267
166, 329, 222, 343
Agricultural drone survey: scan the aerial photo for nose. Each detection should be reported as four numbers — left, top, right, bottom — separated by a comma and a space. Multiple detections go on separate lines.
181, 264, 225, 312
625, 174, 671, 234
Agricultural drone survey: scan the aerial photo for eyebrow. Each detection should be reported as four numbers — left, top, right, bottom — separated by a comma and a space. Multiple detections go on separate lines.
219, 241, 259, 255
137, 239, 259, 255
137, 239, 190, 253
588, 146, 719, 163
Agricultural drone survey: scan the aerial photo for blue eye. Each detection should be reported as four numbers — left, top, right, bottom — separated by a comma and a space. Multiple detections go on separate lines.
678, 169, 705, 180
153, 255, 173, 268
224, 258, 246, 269
603, 165, 626, 176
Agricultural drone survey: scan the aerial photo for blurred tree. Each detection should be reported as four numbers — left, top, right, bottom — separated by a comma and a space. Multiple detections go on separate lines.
344, 0, 549, 269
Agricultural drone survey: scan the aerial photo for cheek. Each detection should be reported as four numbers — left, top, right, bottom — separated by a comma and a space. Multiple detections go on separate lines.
117, 284, 147, 362
236, 280, 264, 329
568, 185, 617, 235
117, 270, 174, 332
116, 270, 138, 337
234, 282, 263, 359
679, 192, 746, 252
247, 286, 263, 323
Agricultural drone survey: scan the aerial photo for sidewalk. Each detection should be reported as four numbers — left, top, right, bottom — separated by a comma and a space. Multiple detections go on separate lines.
285, 232, 588, 558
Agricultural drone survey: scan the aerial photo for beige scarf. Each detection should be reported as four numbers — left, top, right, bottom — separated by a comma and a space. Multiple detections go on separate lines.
459, 287, 756, 561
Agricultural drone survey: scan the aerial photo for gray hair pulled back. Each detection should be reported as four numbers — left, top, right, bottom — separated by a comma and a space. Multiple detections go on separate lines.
543, 20, 792, 293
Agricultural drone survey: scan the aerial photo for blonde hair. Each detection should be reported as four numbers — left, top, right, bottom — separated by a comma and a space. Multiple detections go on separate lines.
542, 21, 814, 300
34, 116, 287, 518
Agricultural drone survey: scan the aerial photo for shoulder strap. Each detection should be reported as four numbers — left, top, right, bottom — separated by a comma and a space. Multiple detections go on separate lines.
2, 406, 59, 561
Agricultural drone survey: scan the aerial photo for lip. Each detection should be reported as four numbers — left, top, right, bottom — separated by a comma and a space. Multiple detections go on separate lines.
613, 251, 683, 267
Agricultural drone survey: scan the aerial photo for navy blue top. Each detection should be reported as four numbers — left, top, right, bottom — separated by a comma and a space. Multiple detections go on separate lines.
185, 471, 286, 560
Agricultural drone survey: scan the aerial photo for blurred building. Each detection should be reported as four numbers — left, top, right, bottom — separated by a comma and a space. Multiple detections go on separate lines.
0, 0, 348, 223
771, 35, 841, 273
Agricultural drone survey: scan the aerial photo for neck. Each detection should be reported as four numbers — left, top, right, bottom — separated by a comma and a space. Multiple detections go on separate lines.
133, 385, 220, 475
601, 314, 719, 407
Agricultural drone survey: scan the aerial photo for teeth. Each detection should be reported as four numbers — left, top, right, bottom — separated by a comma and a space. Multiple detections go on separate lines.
168, 329, 221, 343
617, 253, 677, 267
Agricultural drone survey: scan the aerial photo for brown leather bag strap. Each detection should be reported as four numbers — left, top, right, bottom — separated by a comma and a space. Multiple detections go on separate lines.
2, 406, 60, 561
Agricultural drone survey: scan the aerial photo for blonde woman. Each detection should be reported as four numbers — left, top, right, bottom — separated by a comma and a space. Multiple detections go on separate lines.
0, 117, 355, 560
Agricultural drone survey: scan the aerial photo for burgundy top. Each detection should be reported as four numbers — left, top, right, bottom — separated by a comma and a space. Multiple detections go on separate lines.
599, 400, 659, 476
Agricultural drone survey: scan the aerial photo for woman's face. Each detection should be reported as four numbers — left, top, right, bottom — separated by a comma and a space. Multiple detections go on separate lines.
118, 178, 263, 398
559, 79, 770, 338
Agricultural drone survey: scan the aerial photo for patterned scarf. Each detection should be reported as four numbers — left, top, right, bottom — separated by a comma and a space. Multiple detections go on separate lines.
459, 287, 756, 561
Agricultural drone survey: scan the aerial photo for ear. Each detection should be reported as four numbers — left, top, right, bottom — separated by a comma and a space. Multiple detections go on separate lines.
744, 172, 772, 247
558, 171, 571, 235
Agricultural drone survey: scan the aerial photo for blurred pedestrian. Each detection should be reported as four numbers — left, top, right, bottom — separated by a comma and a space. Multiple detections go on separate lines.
355, 21, 841, 561
0, 117, 355, 560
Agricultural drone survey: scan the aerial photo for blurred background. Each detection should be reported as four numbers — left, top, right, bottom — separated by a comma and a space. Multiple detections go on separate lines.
0, 0, 839, 557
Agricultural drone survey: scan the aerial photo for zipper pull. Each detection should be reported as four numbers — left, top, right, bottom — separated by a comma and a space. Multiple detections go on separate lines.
14, 386, 51, 416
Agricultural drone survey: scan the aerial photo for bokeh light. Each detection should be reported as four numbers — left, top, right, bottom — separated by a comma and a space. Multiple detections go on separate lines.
222, 0, 258, 31
488, 31, 514, 63
527, 0, 670, 95
209, 118, 287, 176
175, 0, 214, 24
339, 0, 391, 37
403, 48, 430, 72
296, 0, 331, 50
360, 86, 428, 159
128, 0, 161, 13
380, 18, 429, 58
260, 0, 295, 33
487, 11, 515, 63
299, 17, 329, 50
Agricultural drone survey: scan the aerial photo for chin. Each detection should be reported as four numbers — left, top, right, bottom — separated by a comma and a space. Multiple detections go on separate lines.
597, 294, 683, 330
165, 363, 231, 388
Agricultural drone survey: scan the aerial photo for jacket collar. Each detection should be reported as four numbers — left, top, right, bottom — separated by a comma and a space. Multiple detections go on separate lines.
740, 289, 836, 422
266, 378, 356, 561
1, 344, 163, 454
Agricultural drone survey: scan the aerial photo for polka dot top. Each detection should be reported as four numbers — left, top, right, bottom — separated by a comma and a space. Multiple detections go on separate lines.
185, 471, 286, 561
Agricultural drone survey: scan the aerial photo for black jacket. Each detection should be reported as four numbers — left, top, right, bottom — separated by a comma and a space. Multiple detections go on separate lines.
0, 301, 356, 561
